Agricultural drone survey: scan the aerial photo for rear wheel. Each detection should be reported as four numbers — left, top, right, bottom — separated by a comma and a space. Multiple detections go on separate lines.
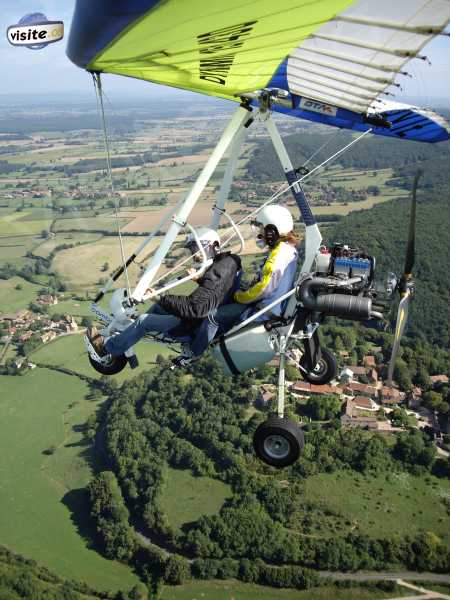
253, 416, 304, 468
299, 347, 337, 385
88, 353, 127, 375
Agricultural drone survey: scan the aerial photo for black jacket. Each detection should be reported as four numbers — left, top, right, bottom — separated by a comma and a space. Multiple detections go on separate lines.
159, 252, 241, 324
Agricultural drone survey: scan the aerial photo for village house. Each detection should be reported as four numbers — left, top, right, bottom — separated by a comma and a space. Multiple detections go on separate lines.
367, 368, 378, 383
40, 330, 57, 344
429, 374, 449, 385
363, 355, 376, 368
352, 395, 377, 412
289, 380, 311, 397
341, 399, 378, 430
19, 331, 34, 343
258, 384, 276, 407
344, 381, 378, 398
37, 294, 58, 306
407, 387, 423, 410
379, 386, 406, 406
339, 367, 354, 384
310, 384, 343, 396
347, 365, 367, 378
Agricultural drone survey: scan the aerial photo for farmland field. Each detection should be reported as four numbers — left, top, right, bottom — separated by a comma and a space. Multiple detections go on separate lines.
161, 467, 232, 530
0, 369, 139, 590
0, 276, 41, 314
160, 581, 414, 600
302, 470, 450, 541
0, 210, 53, 235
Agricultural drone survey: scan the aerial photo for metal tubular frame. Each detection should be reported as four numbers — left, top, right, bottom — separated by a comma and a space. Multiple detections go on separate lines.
211, 121, 249, 230
132, 105, 252, 301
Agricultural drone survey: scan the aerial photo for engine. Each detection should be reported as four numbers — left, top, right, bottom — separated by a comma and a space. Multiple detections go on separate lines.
314, 243, 375, 291
297, 243, 382, 320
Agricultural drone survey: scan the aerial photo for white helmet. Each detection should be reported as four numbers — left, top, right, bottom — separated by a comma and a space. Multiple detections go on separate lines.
185, 227, 221, 259
255, 205, 294, 236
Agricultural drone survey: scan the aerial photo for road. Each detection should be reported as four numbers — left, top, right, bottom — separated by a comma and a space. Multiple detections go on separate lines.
319, 571, 450, 584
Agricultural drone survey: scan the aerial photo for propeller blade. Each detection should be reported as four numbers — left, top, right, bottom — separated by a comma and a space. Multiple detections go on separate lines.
403, 170, 421, 278
387, 290, 411, 386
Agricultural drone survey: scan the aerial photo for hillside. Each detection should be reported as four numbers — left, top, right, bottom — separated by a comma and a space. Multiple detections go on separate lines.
246, 130, 450, 181
325, 193, 450, 348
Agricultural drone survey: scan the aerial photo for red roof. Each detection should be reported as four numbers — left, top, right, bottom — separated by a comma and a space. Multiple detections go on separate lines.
291, 381, 311, 392
345, 382, 378, 396
353, 396, 374, 410
347, 366, 367, 376
310, 384, 343, 395
363, 355, 376, 367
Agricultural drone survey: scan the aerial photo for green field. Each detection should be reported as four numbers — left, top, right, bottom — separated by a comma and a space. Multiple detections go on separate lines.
0, 369, 139, 590
0, 276, 40, 314
0, 234, 39, 262
31, 332, 174, 382
47, 297, 96, 318
162, 467, 231, 530
0, 210, 53, 235
160, 581, 413, 600
302, 470, 450, 541
33, 232, 103, 258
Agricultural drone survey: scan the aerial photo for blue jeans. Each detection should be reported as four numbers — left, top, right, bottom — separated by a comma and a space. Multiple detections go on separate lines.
105, 303, 183, 356
189, 303, 249, 357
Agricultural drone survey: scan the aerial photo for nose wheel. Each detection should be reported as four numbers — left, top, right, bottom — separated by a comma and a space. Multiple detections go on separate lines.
253, 416, 304, 468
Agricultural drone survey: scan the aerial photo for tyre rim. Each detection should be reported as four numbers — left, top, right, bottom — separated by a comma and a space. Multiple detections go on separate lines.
263, 435, 290, 460
312, 359, 326, 374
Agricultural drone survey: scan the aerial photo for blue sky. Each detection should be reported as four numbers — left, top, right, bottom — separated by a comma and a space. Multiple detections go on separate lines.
1, 0, 450, 106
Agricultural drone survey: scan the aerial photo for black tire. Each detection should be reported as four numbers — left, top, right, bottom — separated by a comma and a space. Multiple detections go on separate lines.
88, 353, 127, 375
299, 347, 337, 385
253, 416, 304, 468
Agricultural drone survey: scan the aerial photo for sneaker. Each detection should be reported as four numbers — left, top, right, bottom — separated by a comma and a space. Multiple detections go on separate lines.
180, 343, 194, 358
170, 354, 194, 370
87, 326, 107, 357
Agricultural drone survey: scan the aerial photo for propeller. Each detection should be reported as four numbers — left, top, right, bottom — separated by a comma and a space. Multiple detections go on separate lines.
386, 170, 422, 386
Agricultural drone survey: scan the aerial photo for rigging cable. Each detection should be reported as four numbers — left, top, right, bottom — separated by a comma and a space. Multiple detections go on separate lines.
301, 128, 341, 168
92, 72, 132, 298
150, 126, 373, 288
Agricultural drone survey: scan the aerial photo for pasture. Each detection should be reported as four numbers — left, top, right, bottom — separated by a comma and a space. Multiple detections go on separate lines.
0, 210, 52, 236
0, 276, 41, 314
0, 234, 38, 263
33, 232, 103, 258
160, 581, 413, 600
161, 467, 231, 530
302, 470, 450, 541
51, 235, 147, 288
0, 369, 139, 590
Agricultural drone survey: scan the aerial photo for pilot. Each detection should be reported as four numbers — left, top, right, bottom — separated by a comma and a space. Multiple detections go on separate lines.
190, 204, 298, 354
87, 228, 241, 364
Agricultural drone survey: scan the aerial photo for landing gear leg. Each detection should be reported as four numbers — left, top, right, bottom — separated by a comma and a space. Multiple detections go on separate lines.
253, 335, 304, 468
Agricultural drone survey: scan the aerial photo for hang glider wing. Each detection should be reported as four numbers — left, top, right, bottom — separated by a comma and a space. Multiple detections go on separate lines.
68, 0, 450, 142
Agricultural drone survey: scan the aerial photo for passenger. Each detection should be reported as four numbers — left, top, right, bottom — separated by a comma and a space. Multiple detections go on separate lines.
190, 204, 298, 354
87, 228, 241, 364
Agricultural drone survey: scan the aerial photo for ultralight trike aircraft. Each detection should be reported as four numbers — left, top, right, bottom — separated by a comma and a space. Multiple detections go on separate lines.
68, 0, 450, 467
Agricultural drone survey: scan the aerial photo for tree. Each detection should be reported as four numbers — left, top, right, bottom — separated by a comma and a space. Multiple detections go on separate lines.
164, 555, 190, 585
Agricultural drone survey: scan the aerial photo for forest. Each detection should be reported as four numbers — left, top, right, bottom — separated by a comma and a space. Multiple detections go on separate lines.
83, 354, 450, 592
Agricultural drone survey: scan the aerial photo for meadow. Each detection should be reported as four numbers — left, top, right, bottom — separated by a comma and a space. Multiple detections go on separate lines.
160, 581, 413, 600
0, 276, 41, 315
302, 470, 450, 542
161, 467, 231, 530
0, 369, 139, 591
